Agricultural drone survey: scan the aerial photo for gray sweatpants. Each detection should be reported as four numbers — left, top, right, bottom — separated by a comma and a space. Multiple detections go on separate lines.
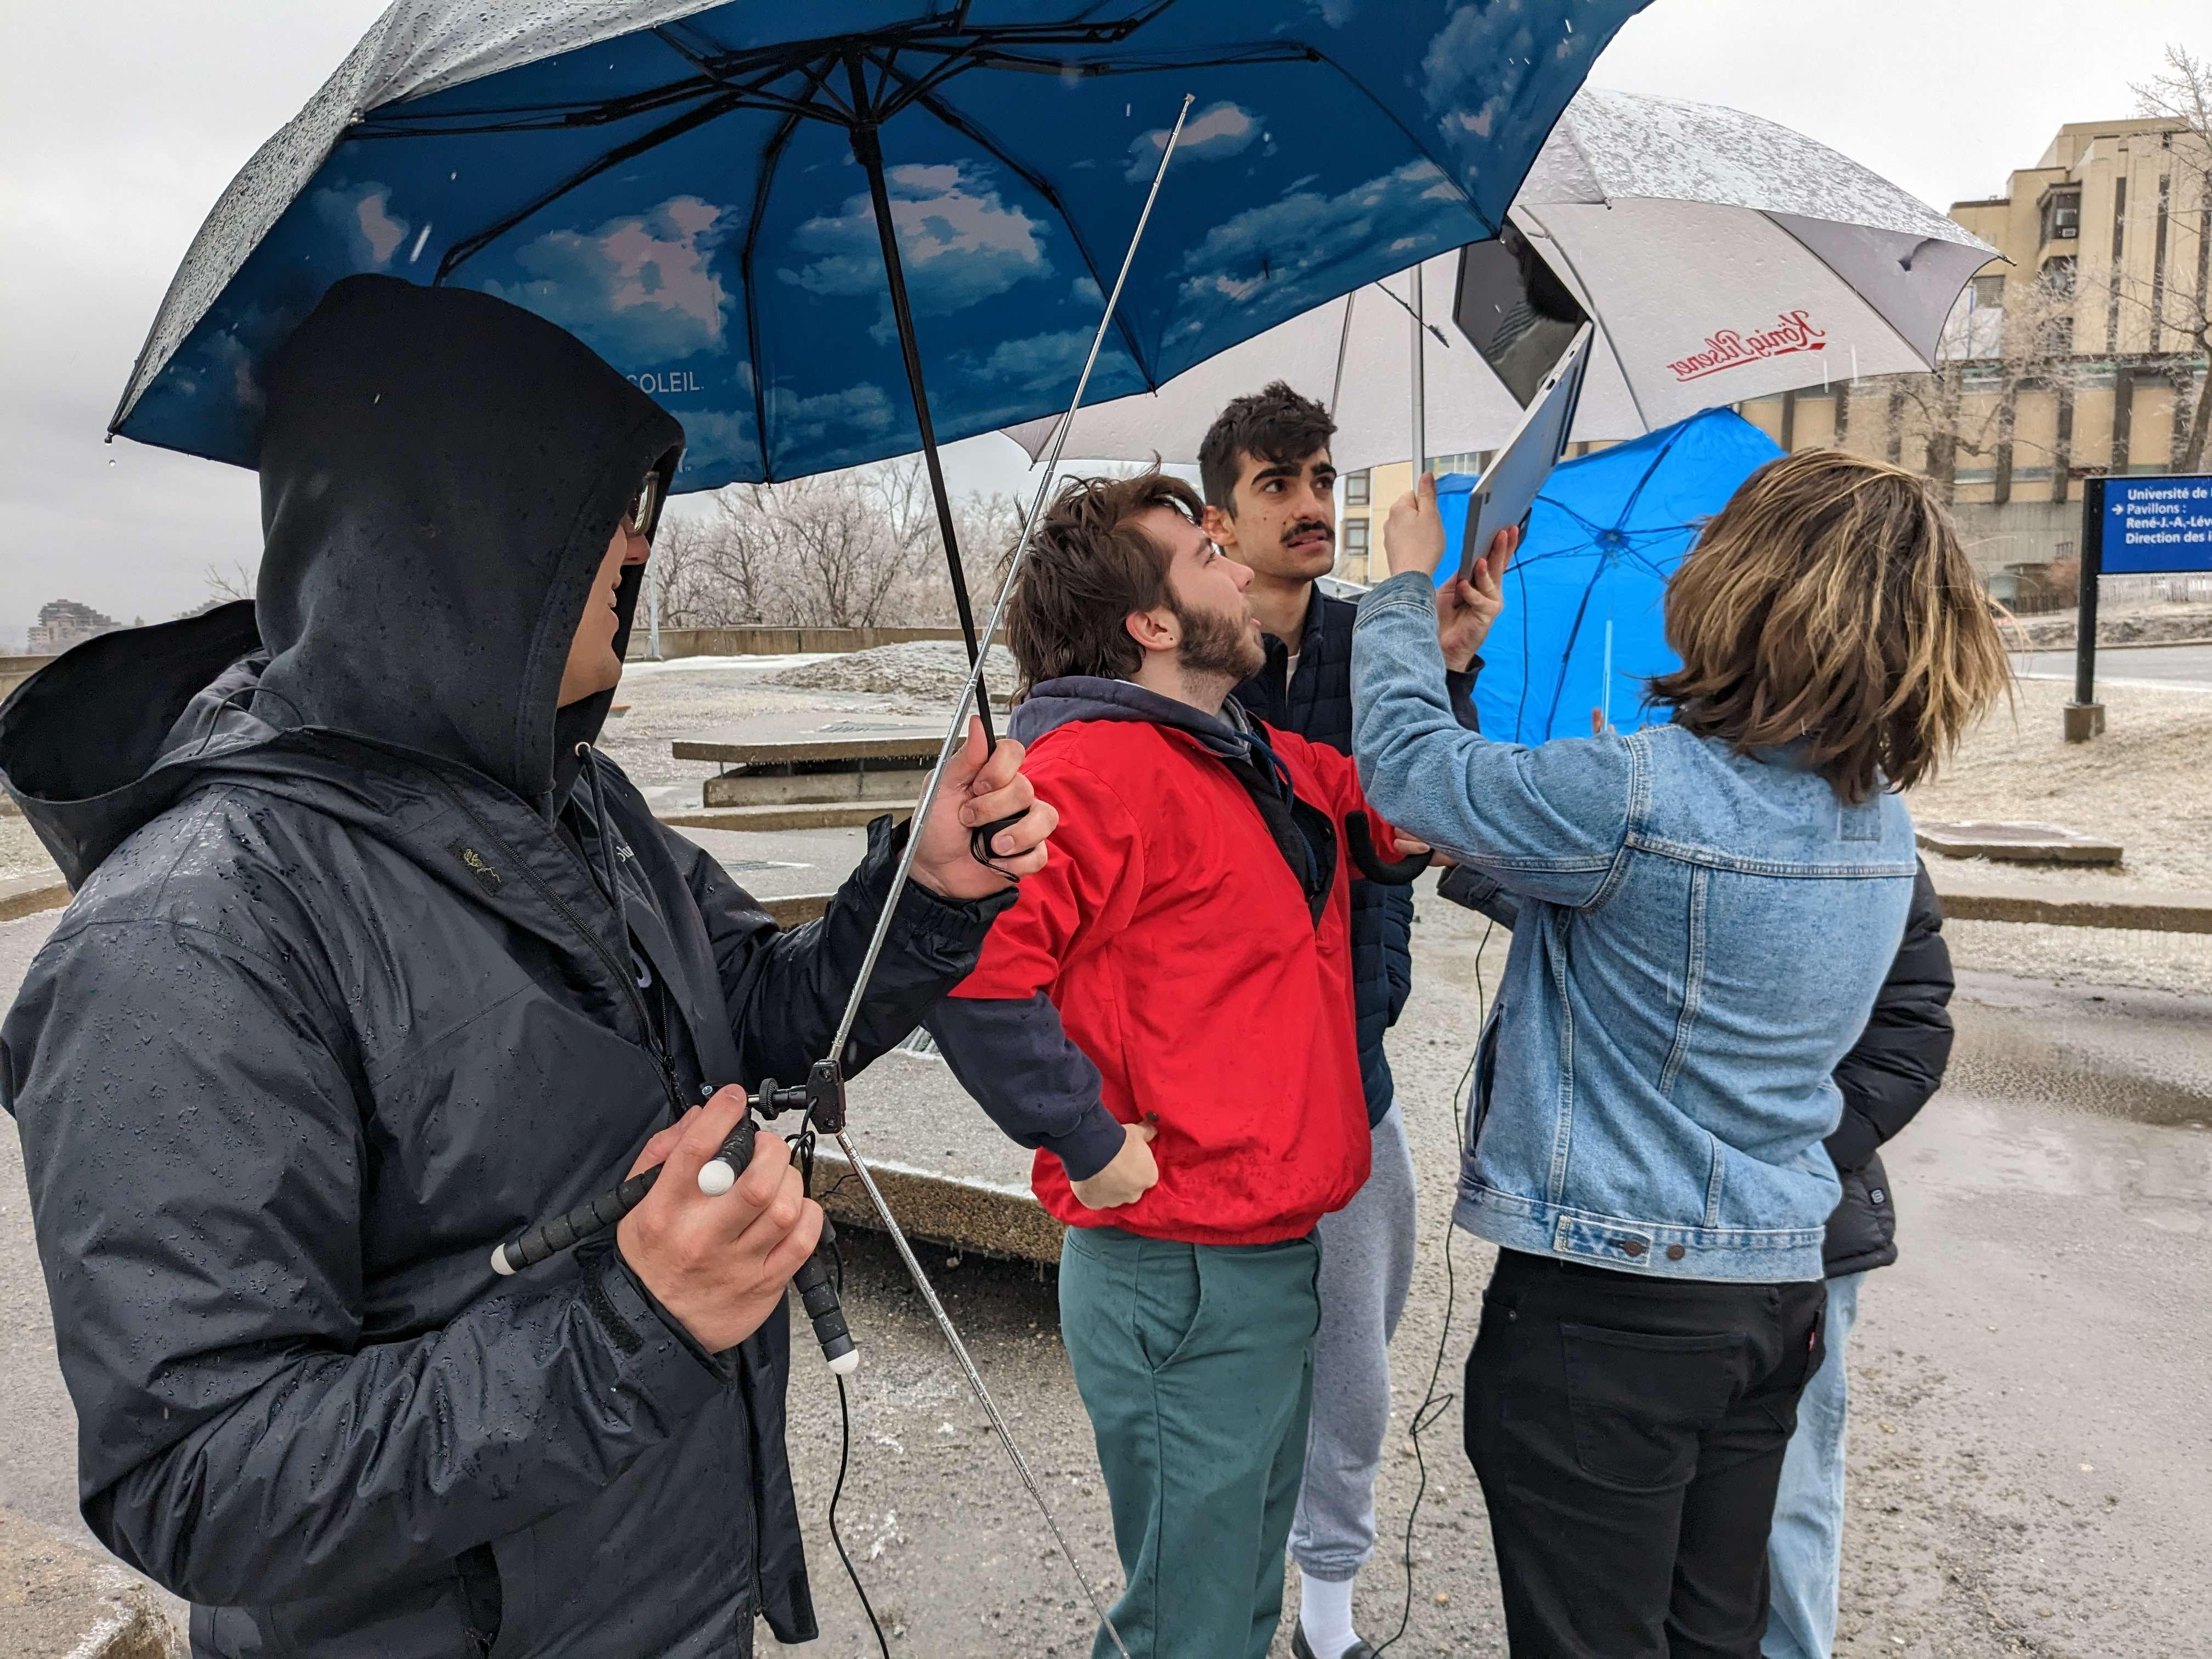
1287, 1102, 1419, 1582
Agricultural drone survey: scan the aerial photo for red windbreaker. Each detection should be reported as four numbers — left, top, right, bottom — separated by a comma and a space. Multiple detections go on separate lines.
947, 710, 1391, 1245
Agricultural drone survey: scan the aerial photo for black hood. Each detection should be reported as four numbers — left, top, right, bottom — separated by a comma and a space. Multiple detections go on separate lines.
253, 274, 682, 799
0, 275, 682, 885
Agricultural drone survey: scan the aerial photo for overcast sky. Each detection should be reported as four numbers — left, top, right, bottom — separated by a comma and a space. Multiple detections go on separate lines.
2, 1, 2203, 640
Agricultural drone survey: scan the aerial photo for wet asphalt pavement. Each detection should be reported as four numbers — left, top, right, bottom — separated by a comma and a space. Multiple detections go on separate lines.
3, 885, 2209, 1657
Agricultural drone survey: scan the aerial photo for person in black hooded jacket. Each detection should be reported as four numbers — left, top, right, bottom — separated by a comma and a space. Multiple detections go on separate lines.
0, 274, 1054, 1659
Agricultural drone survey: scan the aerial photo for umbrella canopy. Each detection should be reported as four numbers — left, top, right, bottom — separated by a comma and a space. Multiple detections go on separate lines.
1510, 88, 2000, 433
1436, 407, 1784, 743
1005, 87, 1995, 469
110, 0, 1652, 492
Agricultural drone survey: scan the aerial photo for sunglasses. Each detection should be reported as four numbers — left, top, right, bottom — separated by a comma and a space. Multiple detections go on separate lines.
623, 470, 667, 542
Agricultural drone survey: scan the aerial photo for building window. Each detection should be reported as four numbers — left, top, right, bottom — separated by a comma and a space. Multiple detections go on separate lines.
1971, 274, 2006, 308
1424, 450, 1493, 477
1343, 470, 1370, 506
2041, 255, 2078, 297
2040, 186, 2081, 243
1341, 520, 1370, 563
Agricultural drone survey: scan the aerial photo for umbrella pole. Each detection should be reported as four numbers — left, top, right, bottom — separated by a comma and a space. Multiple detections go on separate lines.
1410, 263, 1427, 479
849, 112, 998, 746
817, 88, 1193, 1659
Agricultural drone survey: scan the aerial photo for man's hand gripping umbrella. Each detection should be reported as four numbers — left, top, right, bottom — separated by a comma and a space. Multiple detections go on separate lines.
494, 95, 1198, 1659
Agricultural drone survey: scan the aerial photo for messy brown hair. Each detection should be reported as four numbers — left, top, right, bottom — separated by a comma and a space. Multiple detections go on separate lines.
1649, 449, 2010, 803
1198, 380, 1336, 512
1004, 470, 1205, 694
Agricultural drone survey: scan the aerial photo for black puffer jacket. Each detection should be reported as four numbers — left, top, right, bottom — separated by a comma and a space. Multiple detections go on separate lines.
0, 276, 1007, 1658
1820, 859, 1954, 1276
1235, 589, 1477, 1125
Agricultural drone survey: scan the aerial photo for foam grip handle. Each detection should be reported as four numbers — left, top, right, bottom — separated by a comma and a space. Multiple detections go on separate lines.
1345, 815, 1431, 885
793, 1221, 858, 1373
697, 1115, 759, 1195
493, 1166, 659, 1276
968, 805, 1029, 869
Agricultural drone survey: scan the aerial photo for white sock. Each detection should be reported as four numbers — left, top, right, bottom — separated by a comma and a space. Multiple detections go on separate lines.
1297, 1571, 1359, 1658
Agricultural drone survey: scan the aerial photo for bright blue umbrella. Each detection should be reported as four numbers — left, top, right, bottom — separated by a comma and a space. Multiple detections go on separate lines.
1436, 407, 1784, 743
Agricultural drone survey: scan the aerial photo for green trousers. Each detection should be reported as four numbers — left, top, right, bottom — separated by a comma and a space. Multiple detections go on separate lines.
1058, 1224, 1322, 1659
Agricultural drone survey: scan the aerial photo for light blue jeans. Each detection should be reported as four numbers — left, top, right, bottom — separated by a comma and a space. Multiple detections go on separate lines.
1763, 1271, 1866, 1659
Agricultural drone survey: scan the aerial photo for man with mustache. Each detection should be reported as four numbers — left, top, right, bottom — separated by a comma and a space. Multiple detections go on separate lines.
926, 470, 1418, 1659
1199, 383, 1496, 1659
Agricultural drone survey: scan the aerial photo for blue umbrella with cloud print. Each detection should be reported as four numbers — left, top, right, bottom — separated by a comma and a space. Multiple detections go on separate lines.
112, 0, 1651, 645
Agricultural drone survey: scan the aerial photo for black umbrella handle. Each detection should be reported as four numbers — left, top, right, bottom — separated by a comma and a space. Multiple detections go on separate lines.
969, 807, 1030, 868
1346, 815, 1432, 885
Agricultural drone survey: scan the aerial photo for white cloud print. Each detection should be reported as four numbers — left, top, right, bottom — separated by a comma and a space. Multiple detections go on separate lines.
780, 161, 1052, 336
1125, 100, 1261, 182
1166, 160, 1466, 348
312, 183, 411, 268
481, 195, 733, 360
1420, 5, 1595, 186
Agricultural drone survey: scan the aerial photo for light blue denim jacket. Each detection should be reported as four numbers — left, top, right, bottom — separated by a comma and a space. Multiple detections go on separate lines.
1351, 572, 1917, 1282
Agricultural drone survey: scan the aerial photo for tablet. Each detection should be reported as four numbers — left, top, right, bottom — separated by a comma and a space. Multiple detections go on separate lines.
1457, 321, 1593, 583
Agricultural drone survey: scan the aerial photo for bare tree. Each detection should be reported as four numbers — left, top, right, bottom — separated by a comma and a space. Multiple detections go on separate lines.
769, 472, 920, 627
652, 489, 788, 626
649, 464, 1034, 631
2129, 43, 2212, 470
1875, 264, 2095, 502
202, 558, 258, 602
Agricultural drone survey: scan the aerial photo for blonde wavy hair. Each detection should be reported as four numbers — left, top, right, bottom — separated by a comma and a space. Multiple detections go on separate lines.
1649, 449, 2010, 803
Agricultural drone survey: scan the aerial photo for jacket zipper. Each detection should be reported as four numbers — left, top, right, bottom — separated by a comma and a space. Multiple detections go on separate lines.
430, 772, 690, 1119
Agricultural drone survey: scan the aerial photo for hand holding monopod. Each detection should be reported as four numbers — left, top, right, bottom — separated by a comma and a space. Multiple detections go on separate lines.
493, 1080, 857, 1375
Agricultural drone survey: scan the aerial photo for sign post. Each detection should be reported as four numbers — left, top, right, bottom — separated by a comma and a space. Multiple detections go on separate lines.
2065, 472, 2212, 742
2066, 477, 2104, 742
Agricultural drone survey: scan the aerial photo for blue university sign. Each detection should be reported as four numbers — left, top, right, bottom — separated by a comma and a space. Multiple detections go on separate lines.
2098, 475, 2212, 574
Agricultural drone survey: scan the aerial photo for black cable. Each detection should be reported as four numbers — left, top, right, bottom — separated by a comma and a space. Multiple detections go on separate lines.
1374, 918, 1495, 1657
822, 1227, 891, 1659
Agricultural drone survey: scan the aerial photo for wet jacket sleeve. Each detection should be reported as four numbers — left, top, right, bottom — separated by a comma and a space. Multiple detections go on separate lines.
674, 812, 1017, 1077
924, 760, 1146, 1180
1825, 862, 1955, 1174
1, 919, 730, 1609
1352, 571, 1633, 908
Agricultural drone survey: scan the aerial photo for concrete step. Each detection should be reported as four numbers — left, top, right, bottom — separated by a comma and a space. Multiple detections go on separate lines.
702, 768, 924, 809
1928, 868, 2212, 933
657, 802, 912, 833
0, 872, 67, 922
0, 1508, 180, 1657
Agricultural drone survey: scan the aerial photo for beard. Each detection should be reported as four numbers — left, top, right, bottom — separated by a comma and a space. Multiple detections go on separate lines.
1169, 592, 1266, 683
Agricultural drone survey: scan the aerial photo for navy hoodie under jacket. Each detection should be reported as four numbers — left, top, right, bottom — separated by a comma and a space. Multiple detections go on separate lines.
0, 275, 1010, 1659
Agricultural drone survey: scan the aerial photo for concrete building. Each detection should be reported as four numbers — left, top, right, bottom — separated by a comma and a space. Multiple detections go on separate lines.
1739, 115, 2208, 584
25, 599, 120, 656
1335, 114, 2210, 593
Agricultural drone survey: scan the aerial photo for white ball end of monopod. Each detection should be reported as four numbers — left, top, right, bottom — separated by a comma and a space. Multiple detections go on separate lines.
827, 1348, 861, 1376
490, 1244, 515, 1277
698, 1159, 736, 1197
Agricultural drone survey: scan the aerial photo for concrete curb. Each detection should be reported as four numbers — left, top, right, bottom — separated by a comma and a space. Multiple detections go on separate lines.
0, 1511, 180, 1659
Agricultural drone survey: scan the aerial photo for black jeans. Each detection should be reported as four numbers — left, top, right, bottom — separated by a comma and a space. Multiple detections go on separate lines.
1464, 1250, 1826, 1658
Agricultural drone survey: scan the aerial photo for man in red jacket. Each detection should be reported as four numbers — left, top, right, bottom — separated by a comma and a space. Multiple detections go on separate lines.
927, 471, 1401, 1659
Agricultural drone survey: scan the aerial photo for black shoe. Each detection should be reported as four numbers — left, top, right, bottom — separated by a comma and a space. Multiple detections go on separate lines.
1291, 1624, 1376, 1659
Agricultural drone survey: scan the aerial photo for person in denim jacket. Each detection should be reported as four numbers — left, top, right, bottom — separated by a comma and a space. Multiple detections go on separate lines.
1349, 452, 2009, 1658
